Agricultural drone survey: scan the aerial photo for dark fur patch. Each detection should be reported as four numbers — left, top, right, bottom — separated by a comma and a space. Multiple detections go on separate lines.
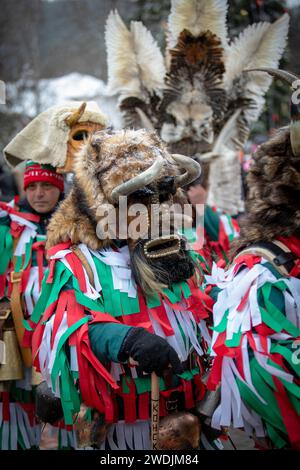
73, 177, 98, 228
234, 127, 300, 252
130, 239, 195, 295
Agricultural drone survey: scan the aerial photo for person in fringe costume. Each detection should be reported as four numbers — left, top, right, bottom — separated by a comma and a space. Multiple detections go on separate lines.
0, 101, 108, 450
29, 128, 224, 450
0, 161, 75, 449
186, 176, 240, 270
205, 69, 300, 450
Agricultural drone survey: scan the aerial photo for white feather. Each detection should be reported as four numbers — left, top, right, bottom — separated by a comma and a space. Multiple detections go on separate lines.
130, 22, 166, 94
105, 10, 166, 98
207, 146, 244, 215
105, 11, 137, 96
168, 0, 228, 48
135, 108, 155, 131
223, 14, 289, 149
200, 111, 244, 215
207, 15, 289, 215
224, 14, 289, 91
199, 109, 242, 162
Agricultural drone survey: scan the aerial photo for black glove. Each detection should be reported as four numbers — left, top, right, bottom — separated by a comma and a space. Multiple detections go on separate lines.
35, 381, 64, 425
118, 327, 184, 377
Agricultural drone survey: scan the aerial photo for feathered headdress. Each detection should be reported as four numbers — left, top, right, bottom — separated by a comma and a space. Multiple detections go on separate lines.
105, 0, 289, 214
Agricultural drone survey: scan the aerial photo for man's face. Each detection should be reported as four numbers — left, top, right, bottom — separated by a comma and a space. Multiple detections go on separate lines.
25, 182, 60, 213
187, 184, 207, 206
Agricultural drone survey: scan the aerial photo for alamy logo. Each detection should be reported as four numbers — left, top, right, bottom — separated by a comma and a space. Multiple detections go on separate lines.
292, 339, 300, 365
95, 196, 205, 249
291, 79, 300, 105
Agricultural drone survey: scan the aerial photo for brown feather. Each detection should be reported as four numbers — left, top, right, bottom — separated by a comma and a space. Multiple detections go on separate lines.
170, 30, 225, 71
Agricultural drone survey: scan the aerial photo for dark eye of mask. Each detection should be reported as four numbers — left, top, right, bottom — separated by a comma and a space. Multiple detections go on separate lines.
73, 130, 89, 141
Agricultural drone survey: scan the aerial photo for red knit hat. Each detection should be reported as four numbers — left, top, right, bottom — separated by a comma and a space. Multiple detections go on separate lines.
24, 161, 64, 192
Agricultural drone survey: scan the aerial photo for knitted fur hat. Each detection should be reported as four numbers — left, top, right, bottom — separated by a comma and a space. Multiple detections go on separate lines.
23, 161, 64, 192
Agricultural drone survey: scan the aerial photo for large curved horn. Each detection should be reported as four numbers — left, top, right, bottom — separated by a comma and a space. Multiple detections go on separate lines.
290, 101, 300, 157
244, 68, 300, 86
172, 154, 201, 188
65, 102, 87, 127
111, 154, 165, 202
245, 68, 300, 157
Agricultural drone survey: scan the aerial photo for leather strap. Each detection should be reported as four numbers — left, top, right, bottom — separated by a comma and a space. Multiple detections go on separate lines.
0, 306, 11, 341
234, 240, 296, 277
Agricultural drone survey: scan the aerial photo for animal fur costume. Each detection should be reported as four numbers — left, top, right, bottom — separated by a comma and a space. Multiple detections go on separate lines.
29, 128, 222, 450
104, 0, 289, 216
0, 163, 75, 449
0, 103, 108, 449
205, 70, 300, 449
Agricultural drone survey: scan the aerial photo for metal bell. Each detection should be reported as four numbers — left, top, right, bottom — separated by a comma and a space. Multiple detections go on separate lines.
0, 327, 24, 381
196, 387, 221, 418
194, 369, 220, 418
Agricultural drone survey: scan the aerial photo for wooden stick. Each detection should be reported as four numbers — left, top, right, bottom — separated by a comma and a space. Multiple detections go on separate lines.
129, 359, 160, 450
151, 372, 160, 450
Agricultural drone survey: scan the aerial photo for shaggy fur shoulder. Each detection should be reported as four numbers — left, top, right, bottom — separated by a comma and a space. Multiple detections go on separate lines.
46, 192, 103, 251
236, 128, 300, 248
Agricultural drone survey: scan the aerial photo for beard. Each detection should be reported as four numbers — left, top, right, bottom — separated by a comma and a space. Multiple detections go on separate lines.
130, 237, 195, 296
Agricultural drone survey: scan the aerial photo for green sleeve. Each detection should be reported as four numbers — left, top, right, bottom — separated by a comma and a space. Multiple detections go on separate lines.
204, 205, 220, 241
88, 322, 132, 363
0, 218, 13, 275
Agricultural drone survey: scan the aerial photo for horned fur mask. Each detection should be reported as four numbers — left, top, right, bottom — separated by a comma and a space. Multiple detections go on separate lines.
47, 128, 201, 294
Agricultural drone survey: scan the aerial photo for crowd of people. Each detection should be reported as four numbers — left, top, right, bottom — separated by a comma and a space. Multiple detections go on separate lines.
0, 89, 298, 451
